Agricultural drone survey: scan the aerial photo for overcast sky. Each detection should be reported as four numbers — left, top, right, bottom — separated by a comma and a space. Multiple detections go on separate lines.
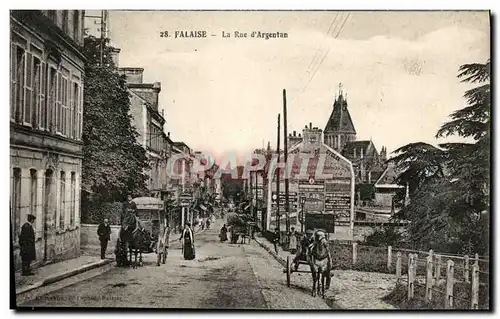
98, 10, 490, 162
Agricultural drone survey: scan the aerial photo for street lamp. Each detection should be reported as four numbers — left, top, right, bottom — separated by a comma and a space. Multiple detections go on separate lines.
300, 196, 306, 233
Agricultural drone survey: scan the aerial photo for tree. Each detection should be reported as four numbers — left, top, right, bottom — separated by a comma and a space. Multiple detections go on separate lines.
81, 36, 149, 206
390, 60, 490, 254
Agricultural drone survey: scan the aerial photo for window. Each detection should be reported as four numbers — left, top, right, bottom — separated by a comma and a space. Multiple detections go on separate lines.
30, 169, 37, 220
59, 171, 66, 229
11, 44, 25, 122
37, 59, 46, 129
31, 56, 43, 127
23, 51, 33, 125
75, 83, 82, 140
11, 168, 22, 242
56, 72, 62, 133
70, 172, 76, 227
46, 67, 57, 131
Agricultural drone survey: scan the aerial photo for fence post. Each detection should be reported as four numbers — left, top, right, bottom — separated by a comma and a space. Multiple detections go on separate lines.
436, 255, 442, 283
413, 253, 418, 277
471, 263, 479, 309
425, 255, 433, 302
387, 246, 392, 270
464, 255, 470, 283
408, 254, 415, 300
396, 252, 402, 281
352, 242, 358, 264
474, 253, 479, 266
445, 260, 454, 309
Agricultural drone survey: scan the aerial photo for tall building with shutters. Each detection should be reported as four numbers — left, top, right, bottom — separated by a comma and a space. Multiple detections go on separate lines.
10, 10, 85, 270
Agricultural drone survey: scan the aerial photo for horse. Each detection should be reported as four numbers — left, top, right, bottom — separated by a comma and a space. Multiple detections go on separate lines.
306, 230, 333, 298
119, 210, 149, 268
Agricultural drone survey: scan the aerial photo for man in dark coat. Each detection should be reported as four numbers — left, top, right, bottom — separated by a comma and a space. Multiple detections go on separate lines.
19, 214, 36, 276
272, 228, 280, 254
97, 218, 112, 259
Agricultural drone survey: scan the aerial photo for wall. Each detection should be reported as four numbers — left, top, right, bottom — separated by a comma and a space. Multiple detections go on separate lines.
374, 192, 394, 207
129, 93, 147, 147
80, 224, 121, 255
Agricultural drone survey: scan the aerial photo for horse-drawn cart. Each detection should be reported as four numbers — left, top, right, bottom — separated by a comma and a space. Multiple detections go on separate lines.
131, 197, 170, 266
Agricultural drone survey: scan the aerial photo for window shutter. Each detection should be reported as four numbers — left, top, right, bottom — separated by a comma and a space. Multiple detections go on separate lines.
24, 52, 33, 124
39, 62, 46, 129
10, 44, 17, 121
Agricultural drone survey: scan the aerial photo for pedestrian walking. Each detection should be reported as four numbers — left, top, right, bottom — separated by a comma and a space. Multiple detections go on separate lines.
179, 223, 195, 260
272, 228, 280, 254
19, 214, 36, 276
206, 218, 211, 230
287, 227, 298, 254
97, 218, 112, 259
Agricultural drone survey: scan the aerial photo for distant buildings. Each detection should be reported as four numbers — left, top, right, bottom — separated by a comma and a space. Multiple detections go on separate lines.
286, 85, 403, 211
10, 10, 86, 269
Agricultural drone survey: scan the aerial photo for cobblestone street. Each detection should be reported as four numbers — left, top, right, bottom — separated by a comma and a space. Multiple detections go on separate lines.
20, 219, 337, 309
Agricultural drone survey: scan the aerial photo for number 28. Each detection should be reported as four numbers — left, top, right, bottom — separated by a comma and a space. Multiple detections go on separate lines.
160, 31, 169, 37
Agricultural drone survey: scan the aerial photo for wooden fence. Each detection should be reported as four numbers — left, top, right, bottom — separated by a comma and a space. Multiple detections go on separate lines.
329, 242, 489, 309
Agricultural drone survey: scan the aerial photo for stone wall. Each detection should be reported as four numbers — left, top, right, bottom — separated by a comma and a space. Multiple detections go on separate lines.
80, 224, 121, 255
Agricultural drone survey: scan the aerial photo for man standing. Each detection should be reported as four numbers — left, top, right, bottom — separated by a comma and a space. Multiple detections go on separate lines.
19, 214, 36, 276
293, 229, 315, 271
97, 218, 112, 259
272, 228, 280, 254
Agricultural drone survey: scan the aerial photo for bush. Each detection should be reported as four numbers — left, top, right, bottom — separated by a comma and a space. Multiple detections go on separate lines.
82, 200, 123, 225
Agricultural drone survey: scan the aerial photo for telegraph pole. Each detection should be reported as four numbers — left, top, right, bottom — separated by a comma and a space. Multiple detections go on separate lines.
283, 89, 290, 233
276, 114, 281, 231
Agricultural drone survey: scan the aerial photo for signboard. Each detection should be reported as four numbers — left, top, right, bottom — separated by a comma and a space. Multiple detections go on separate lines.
305, 213, 335, 233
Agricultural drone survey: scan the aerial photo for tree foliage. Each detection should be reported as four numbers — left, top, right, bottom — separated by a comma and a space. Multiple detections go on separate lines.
81, 36, 149, 205
390, 60, 490, 255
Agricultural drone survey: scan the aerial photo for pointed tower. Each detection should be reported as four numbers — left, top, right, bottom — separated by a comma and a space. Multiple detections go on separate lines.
324, 83, 357, 153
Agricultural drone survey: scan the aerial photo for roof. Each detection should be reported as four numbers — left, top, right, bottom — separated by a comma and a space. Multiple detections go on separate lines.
324, 94, 356, 134
342, 140, 377, 158
375, 162, 400, 185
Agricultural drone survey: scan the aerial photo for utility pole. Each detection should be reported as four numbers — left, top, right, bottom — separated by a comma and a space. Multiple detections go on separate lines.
283, 89, 290, 234
276, 113, 281, 231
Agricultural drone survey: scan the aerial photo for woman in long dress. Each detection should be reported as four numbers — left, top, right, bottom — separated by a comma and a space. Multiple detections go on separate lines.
179, 223, 195, 260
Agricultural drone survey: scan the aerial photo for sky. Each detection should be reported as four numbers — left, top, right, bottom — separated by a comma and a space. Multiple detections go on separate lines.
92, 10, 490, 162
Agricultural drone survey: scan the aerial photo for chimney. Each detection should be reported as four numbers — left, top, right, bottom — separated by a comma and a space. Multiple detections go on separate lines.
118, 67, 144, 84
293, 131, 296, 137
309, 122, 312, 129
167, 132, 170, 138
298, 133, 301, 137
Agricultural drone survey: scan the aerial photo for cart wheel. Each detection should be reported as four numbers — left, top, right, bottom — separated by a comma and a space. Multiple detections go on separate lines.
156, 252, 161, 266
162, 248, 167, 264
286, 255, 292, 287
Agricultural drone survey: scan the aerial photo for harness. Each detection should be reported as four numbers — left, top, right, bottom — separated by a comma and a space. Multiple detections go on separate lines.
309, 238, 330, 261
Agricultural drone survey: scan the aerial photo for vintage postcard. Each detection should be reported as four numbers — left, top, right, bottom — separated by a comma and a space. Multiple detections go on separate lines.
10, 10, 490, 310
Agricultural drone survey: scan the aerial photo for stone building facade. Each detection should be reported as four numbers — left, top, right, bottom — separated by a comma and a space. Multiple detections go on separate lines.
10, 10, 85, 270
322, 85, 387, 184
118, 67, 170, 198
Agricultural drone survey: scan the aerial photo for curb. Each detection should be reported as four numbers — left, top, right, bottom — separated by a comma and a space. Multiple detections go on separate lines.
16, 259, 113, 296
253, 236, 287, 268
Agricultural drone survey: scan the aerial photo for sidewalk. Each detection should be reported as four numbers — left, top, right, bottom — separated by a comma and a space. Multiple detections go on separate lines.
253, 233, 396, 310
15, 255, 113, 295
